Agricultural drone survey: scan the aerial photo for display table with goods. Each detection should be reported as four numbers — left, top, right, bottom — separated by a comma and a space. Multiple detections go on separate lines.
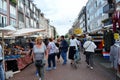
4, 51, 33, 72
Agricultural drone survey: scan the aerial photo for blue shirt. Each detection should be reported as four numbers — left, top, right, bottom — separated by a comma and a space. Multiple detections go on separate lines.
60, 40, 68, 52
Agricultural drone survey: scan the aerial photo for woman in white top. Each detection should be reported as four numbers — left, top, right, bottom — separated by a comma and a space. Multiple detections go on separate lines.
68, 35, 78, 64
83, 36, 97, 70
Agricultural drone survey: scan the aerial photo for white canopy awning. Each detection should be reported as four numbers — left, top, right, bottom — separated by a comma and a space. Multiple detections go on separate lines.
10, 28, 45, 37
0, 25, 16, 33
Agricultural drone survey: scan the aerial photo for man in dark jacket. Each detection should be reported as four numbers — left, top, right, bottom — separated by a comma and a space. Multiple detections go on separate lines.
60, 36, 69, 65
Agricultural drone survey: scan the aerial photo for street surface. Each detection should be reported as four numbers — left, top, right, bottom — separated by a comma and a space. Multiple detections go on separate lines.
9, 54, 116, 80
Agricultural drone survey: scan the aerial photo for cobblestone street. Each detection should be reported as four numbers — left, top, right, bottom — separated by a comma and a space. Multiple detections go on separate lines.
9, 54, 116, 80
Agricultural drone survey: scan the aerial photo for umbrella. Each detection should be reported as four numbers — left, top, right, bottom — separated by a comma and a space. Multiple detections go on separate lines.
0, 25, 16, 70
29, 34, 43, 38
11, 28, 45, 37
0, 25, 16, 32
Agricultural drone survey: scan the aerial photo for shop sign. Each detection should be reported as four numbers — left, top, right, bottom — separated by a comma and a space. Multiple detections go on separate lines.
114, 33, 119, 40
74, 28, 82, 34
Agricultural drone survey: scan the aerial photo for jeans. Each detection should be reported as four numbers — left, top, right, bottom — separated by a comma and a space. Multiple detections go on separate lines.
85, 52, 94, 67
0, 62, 5, 80
35, 61, 45, 80
48, 53, 56, 67
61, 51, 67, 64
74, 49, 81, 62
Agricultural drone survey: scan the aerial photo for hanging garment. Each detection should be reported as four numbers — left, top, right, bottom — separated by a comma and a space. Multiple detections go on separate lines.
112, 11, 120, 32
110, 44, 120, 70
103, 30, 115, 52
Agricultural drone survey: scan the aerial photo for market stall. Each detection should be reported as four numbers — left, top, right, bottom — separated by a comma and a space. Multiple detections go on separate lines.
5, 53, 33, 72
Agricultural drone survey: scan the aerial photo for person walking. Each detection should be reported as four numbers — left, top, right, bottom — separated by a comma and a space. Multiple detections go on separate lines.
83, 35, 97, 70
55, 38, 61, 63
32, 36, 48, 80
0, 41, 5, 80
46, 38, 57, 71
60, 35, 69, 65
28, 39, 34, 56
68, 35, 79, 64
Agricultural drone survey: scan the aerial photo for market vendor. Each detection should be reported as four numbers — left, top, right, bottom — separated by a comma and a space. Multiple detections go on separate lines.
28, 39, 34, 56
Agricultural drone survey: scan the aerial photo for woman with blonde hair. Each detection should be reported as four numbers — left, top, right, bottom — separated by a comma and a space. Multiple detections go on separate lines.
32, 36, 48, 80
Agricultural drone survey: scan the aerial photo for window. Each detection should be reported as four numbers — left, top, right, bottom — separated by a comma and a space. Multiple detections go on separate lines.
34, 20, 36, 28
10, 18, 16, 26
18, 13, 24, 22
25, 0, 29, 7
0, 0, 7, 12
30, 19, 33, 27
10, 5, 16, 18
26, 17, 29, 28
18, 0, 23, 8
95, 1, 97, 7
0, 14, 7, 27
30, 2, 32, 10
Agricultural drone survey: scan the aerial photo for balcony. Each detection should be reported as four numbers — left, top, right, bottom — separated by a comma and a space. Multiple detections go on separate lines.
10, 13, 16, 19
25, 12, 30, 17
102, 18, 112, 26
0, 8, 7, 15
30, 12, 34, 18
103, 4, 114, 13
0, 23, 7, 27
18, 7, 23, 13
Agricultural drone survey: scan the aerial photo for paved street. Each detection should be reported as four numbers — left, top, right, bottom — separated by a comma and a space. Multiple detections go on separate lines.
9, 54, 116, 80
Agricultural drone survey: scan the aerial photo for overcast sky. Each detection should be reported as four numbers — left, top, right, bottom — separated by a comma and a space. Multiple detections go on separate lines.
34, 0, 88, 36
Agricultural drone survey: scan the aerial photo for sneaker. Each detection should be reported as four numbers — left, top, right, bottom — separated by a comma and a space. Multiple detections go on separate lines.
46, 67, 52, 71
39, 78, 41, 80
52, 67, 56, 70
36, 73, 38, 76
90, 67, 93, 70
35, 71, 38, 76
87, 65, 90, 68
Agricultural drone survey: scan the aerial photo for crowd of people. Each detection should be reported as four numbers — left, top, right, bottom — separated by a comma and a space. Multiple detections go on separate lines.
0, 34, 97, 80
31, 34, 97, 80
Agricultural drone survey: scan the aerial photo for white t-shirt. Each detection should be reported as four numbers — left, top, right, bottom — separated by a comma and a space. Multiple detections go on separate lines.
83, 41, 97, 52
69, 38, 79, 50
48, 42, 56, 54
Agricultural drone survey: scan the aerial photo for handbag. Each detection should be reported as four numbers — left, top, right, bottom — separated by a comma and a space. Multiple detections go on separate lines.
54, 43, 59, 54
54, 46, 59, 54
35, 60, 46, 67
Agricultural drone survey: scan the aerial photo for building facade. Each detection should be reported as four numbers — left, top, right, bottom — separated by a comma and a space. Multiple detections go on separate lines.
102, 0, 120, 29
49, 25, 56, 38
39, 13, 50, 38
86, 0, 107, 32
0, 0, 17, 28
71, 6, 87, 35
0, 0, 55, 38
